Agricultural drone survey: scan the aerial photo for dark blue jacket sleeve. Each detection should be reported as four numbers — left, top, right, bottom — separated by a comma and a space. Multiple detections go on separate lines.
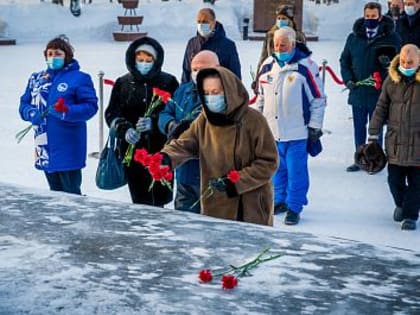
158, 95, 179, 135
339, 34, 355, 84
181, 40, 193, 84
227, 41, 242, 79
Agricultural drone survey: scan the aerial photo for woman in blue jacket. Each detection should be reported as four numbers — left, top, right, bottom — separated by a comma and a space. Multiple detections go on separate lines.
19, 35, 98, 195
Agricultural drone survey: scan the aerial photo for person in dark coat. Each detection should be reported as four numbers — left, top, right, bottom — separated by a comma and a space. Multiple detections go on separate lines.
105, 36, 179, 206
385, 0, 404, 23
158, 50, 219, 213
19, 35, 98, 195
340, 2, 401, 172
368, 44, 420, 231
181, 8, 241, 83
395, 0, 420, 47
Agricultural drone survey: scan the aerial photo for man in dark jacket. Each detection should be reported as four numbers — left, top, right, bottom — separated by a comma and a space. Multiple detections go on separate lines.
105, 36, 179, 206
181, 8, 241, 83
340, 2, 401, 172
368, 44, 420, 230
395, 0, 420, 47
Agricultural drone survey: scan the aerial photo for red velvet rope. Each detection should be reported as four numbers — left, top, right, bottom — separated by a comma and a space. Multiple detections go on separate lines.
319, 65, 345, 85
104, 78, 115, 86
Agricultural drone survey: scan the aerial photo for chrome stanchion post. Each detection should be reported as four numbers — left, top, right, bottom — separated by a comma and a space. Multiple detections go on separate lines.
321, 59, 327, 87
89, 70, 104, 159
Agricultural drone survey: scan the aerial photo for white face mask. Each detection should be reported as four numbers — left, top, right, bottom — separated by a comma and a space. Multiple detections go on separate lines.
404, 5, 417, 16
204, 94, 226, 113
197, 23, 212, 37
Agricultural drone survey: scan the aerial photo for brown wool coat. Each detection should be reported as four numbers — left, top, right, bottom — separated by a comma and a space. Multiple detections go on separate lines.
162, 67, 279, 226
369, 55, 420, 166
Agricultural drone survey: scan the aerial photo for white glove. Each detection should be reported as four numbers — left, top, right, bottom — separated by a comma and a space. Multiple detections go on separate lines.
125, 128, 140, 144
136, 117, 152, 133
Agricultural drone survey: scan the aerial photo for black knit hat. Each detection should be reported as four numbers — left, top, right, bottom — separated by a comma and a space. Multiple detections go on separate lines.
276, 5, 294, 20
43, 34, 74, 65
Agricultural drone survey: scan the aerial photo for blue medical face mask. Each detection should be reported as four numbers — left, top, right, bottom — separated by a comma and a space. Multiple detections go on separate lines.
276, 19, 289, 28
404, 5, 417, 16
274, 50, 294, 62
136, 61, 154, 75
364, 18, 380, 29
204, 94, 226, 113
47, 57, 65, 70
398, 65, 417, 77
197, 23, 212, 37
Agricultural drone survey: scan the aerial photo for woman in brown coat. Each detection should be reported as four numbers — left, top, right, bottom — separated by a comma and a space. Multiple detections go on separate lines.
162, 67, 279, 226
368, 44, 420, 230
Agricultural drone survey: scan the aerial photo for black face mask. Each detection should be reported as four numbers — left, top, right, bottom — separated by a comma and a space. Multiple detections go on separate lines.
364, 18, 380, 29
391, 6, 400, 18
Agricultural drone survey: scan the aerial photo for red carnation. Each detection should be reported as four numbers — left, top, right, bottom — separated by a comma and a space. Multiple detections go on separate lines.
198, 269, 213, 283
163, 170, 173, 181
153, 87, 172, 104
227, 170, 240, 183
54, 97, 69, 113
134, 148, 151, 166
221, 274, 238, 290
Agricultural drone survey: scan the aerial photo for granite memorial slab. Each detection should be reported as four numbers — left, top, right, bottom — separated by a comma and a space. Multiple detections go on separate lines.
0, 183, 419, 314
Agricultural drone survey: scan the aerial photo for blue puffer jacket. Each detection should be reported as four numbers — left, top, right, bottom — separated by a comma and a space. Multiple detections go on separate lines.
181, 22, 241, 83
158, 81, 201, 185
19, 60, 98, 172
340, 15, 401, 108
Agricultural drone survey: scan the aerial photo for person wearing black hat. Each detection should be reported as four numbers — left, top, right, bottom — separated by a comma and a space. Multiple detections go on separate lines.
19, 35, 98, 195
105, 36, 179, 207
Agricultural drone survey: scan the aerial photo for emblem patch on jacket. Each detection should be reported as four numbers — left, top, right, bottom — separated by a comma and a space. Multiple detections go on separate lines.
57, 83, 68, 92
287, 75, 295, 83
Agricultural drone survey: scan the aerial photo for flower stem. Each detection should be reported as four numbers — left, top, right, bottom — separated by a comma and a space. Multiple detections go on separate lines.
213, 247, 282, 278
190, 186, 214, 209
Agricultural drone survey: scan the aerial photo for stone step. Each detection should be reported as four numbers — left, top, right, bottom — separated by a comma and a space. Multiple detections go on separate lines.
112, 31, 147, 41
117, 15, 143, 25
0, 38, 16, 45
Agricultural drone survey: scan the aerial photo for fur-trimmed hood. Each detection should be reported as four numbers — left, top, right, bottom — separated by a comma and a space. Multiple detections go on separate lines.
389, 54, 420, 83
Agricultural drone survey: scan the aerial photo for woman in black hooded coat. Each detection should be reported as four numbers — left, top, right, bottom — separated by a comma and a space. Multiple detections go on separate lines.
105, 36, 179, 206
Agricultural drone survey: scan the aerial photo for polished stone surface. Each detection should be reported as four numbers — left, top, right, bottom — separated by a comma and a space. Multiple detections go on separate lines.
0, 183, 419, 314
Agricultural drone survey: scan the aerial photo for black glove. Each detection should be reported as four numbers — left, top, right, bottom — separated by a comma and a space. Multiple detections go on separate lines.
378, 55, 390, 68
345, 80, 356, 90
209, 177, 227, 192
167, 120, 192, 141
308, 127, 323, 142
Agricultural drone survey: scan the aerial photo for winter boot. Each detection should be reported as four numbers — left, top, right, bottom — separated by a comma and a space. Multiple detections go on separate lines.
284, 210, 300, 225
346, 164, 360, 172
401, 219, 416, 231
274, 202, 288, 215
393, 206, 403, 222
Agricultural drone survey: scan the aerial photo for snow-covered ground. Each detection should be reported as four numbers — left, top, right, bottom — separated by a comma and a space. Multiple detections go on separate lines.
1, 0, 418, 252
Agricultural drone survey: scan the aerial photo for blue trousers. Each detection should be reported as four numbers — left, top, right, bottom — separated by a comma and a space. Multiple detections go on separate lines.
44, 169, 82, 195
273, 140, 309, 213
352, 105, 383, 149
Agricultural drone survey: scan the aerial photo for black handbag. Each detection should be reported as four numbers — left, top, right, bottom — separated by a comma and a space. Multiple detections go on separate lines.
95, 128, 127, 190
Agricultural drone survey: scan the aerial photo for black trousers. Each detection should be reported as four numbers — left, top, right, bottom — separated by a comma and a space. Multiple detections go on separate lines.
126, 162, 173, 207
388, 164, 420, 221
